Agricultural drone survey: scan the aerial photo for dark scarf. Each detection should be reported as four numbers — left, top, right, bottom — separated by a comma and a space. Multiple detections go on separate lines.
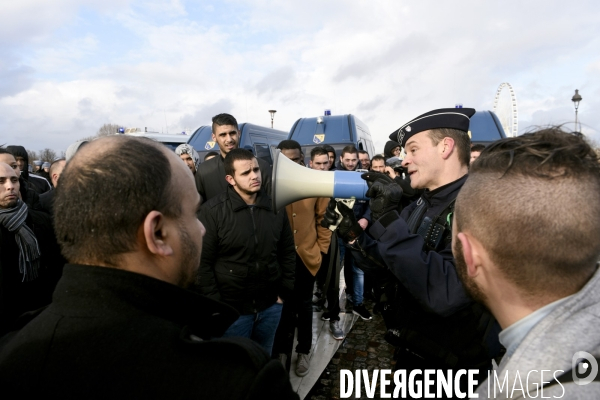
0, 199, 41, 281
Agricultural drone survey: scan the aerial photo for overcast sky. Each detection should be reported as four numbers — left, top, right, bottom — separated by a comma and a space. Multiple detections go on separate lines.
1, 0, 598, 153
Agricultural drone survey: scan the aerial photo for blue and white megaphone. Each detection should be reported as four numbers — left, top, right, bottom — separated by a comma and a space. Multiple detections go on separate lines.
271, 150, 369, 211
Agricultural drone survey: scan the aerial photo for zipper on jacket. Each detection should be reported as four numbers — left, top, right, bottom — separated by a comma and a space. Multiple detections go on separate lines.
249, 207, 259, 313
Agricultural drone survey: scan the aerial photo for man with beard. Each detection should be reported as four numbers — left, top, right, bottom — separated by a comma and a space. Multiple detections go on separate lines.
175, 144, 200, 176
273, 141, 333, 377
324, 108, 501, 397
453, 128, 600, 398
337, 145, 371, 320
195, 113, 272, 203
0, 137, 298, 400
196, 148, 295, 356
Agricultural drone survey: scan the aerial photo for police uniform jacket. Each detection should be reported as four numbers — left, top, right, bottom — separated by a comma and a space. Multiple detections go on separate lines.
350, 175, 501, 366
0, 265, 298, 399
196, 186, 295, 315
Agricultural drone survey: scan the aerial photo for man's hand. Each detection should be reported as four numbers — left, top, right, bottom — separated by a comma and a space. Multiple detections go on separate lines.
362, 171, 403, 221
336, 201, 363, 242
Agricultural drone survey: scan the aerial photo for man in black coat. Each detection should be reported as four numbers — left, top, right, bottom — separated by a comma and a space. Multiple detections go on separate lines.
0, 162, 62, 335
196, 148, 295, 356
195, 113, 272, 203
0, 136, 298, 400
326, 108, 501, 396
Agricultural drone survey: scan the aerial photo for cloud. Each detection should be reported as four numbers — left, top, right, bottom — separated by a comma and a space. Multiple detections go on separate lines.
0, 62, 35, 97
1, 0, 600, 155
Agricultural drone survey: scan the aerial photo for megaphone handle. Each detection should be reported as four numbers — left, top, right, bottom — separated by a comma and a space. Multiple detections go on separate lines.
325, 198, 356, 232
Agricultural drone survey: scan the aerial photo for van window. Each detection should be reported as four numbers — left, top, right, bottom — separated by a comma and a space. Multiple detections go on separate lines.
254, 143, 273, 166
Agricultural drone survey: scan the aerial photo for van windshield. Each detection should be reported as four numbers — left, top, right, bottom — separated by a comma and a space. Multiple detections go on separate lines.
290, 117, 354, 146
469, 112, 506, 142
188, 126, 220, 153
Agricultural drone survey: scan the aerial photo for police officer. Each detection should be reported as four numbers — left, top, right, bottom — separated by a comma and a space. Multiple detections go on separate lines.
324, 108, 501, 396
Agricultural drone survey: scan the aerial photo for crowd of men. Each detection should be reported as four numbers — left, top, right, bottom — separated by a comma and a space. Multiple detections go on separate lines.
0, 109, 598, 399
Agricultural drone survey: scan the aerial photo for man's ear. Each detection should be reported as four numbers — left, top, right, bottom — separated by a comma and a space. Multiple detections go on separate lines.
211, 133, 216, 142
440, 137, 456, 160
457, 232, 483, 277
225, 174, 236, 186
143, 211, 174, 256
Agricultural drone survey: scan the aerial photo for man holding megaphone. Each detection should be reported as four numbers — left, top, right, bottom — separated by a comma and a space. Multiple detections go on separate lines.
322, 108, 502, 395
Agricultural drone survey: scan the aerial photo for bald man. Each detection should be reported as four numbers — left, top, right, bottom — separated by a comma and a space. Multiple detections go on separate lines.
0, 137, 298, 400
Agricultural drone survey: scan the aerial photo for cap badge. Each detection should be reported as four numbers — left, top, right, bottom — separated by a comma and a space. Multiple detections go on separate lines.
405, 126, 412, 132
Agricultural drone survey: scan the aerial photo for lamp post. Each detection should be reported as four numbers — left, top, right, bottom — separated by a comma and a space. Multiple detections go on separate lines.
572, 89, 582, 132
268, 110, 277, 128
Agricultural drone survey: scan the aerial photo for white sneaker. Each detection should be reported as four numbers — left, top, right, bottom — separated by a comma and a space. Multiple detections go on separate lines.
295, 353, 310, 377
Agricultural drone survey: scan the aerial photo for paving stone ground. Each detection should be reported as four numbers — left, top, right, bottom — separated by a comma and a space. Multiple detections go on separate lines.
305, 300, 396, 400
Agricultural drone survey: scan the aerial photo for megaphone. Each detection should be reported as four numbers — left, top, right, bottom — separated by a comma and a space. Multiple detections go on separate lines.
271, 150, 369, 212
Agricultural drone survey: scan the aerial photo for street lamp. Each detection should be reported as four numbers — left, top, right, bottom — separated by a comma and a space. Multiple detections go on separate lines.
268, 110, 277, 129
572, 89, 582, 132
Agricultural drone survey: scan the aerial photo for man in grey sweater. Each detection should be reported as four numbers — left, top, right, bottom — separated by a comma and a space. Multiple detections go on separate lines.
452, 127, 600, 399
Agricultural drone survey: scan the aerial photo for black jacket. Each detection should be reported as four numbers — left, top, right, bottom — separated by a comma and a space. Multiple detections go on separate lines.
0, 208, 63, 335
0, 265, 298, 400
350, 175, 501, 365
197, 187, 295, 315
195, 154, 272, 203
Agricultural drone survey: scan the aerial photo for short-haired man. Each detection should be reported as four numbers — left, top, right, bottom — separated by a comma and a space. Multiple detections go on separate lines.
454, 129, 600, 397
327, 108, 501, 393
195, 113, 272, 203
370, 154, 386, 173
6, 146, 51, 195
358, 150, 370, 170
175, 144, 200, 175
337, 145, 371, 320
0, 161, 62, 336
197, 148, 295, 356
0, 149, 39, 209
274, 141, 333, 377
0, 137, 298, 399
470, 143, 485, 164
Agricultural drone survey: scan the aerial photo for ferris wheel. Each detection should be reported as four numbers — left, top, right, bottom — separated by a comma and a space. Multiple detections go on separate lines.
493, 83, 518, 137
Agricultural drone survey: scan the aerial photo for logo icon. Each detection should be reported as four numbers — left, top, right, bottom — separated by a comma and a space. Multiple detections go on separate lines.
572, 351, 598, 385
205, 141, 216, 150
313, 134, 325, 144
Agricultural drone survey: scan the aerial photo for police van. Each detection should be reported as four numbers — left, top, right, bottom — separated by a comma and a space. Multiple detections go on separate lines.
287, 113, 375, 166
119, 127, 190, 151
468, 110, 507, 145
187, 123, 288, 166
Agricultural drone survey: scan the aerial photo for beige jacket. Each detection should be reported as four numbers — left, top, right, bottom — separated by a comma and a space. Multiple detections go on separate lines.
285, 198, 332, 276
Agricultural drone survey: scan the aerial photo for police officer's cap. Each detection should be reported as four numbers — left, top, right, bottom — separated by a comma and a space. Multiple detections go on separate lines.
33, 160, 43, 166
389, 108, 476, 148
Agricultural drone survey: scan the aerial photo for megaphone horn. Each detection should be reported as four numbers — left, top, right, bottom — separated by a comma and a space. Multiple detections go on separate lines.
271, 150, 369, 212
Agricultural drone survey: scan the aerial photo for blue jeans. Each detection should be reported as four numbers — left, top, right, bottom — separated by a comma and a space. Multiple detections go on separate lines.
338, 237, 364, 305
223, 302, 283, 355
